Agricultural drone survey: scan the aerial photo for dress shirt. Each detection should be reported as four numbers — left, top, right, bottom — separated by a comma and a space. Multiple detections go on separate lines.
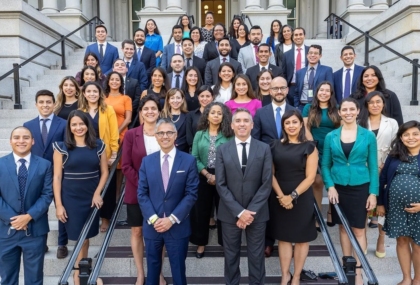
341, 64, 355, 94
38, 113, 54, 133
184, 56, 193, 67
13, 152, 31, 174
259, 63, 270, 71
160, 147, 177, 177
234, 136, 251, 218
171, 71, 185, 88
301, 63, 318, 102
292, 45, 306, 83
272, 102, 286, 121
213, 83, 233, 103
219, 55, 231, 64
123, 57, 134, 67
97, 41, 107, 55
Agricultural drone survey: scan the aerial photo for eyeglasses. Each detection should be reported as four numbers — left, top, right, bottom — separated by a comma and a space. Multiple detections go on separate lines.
270, 86, 288, 92
156, 131, 176, 138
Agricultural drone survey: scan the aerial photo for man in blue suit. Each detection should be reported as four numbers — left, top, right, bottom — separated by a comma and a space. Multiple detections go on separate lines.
294, 45, 334, 109
23, 89, 67, 258
133, 28, 156, 79
85, 25, 119, 75
121, 39, 148, 92
333, 45, 364, 103
161, 25, 184, 72
0, 126, 53, 285
281, 27, 309, 105
138, 118, 198, 285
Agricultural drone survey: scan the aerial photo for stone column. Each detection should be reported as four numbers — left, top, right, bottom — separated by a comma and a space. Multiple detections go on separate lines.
142, 0, 160, 11
347, 0, 366, 8
62, 0, 82, 13
41, 0, 59, 13
267, 0, 285, 10
371, 0, 389, 9
165, 0, 183, 10
316, 0, 329, 38
243, 0, 263, 10
82, 0, 93, 19
99, 0, 112, 39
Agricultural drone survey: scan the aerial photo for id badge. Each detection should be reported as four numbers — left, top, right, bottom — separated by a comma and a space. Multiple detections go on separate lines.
308, 90, 313, 99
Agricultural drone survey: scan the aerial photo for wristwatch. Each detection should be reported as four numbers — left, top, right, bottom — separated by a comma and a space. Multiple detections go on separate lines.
290, 190, 299, 201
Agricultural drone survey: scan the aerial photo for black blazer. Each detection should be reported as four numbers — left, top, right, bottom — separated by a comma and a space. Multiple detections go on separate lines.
281, 45, 310, 85
125, 77, 141, 113
186, 108, 202, 148
245, 64, 283, 91
204, 57, 243, 86
274, 43, 295, 67
174, 112, 188, 153
203, 40, 238, 62
134, 46, 156, 80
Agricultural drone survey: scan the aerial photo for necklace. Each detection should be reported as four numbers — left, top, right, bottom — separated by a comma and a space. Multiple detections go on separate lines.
171, 114, 180, 123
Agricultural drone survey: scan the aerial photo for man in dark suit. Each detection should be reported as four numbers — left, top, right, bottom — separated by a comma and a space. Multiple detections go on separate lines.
203, 23, 238, 62
138, 118, 198, 285
0, 126, 53, 285
133, 28, 156, 79
281, 27, 309, 105
294, 45, 334, 109
216, 108, 272, 285
121, 39, 148, 92
182, 38, 206, 79
85, 25, 119, 75
161, 25, 183, 72
204, 37, 243, 86
333, 45, 364, 103
165, 54, 185, 89
245, 43, 283, 90
23, 90, 67, 258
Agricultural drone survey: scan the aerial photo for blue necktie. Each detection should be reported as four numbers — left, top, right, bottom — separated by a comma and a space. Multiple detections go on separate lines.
126, 61, 130, 70
137, 48, 142, 60
18, 158, 28, 214
344, 68, 351, 98
99, 44, 104, 60
276, 107, 282, 139
41, 118, 49, 146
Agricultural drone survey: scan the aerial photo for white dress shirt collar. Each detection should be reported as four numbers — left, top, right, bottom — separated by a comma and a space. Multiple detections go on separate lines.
13, 153, 31, 173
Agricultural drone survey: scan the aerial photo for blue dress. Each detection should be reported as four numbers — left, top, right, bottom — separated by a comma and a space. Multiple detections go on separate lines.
145, 33, 163, 67
53, 139, 106, 240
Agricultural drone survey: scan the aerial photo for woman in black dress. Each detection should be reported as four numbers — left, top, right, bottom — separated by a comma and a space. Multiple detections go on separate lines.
140, 67, 167, 109
269, 110, 318, 285
54, 76, 81, 120
182, 66, 203, 111
255, 69, 274, 106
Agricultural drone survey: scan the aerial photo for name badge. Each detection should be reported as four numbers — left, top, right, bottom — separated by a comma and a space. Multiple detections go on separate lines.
308, 90, 314, 99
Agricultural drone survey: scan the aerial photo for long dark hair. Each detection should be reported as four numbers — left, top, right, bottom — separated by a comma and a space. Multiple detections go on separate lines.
190, 26, 204, 42
80, 66, 99, 86
279, 24, 293, 44
255, 69, 274, 100
358, 91, 387, 128
307, 81, 341, 129
213, 62, 235, 98
150, 67, 167, 98
352, 65, 388, 100
181, 15, 192, 30
268, 20, 282, 48
65, 110, 97, 150
182, 66, 203, 95
145, 19, 160, 35
281, 110, 306, 144
197, 102, 234, 138
83, 52, 103, 79
104, 71, 124, 95
231, 74, 256, 100
388, 121, 420, 162
228, 17, 243, 39
237, 24, 249, 40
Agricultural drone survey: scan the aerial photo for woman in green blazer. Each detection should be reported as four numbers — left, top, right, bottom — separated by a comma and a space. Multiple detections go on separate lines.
190, 102, 234, 257
322, 97, 378, 285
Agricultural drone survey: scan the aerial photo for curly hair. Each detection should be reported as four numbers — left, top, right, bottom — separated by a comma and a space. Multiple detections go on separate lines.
54, 76, 81, 114
104, 71, 124, 96
197, 101, 234, 138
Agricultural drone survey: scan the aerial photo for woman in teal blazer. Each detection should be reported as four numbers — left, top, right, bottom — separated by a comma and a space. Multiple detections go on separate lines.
322, 97, 378, 285
190, 102, 234, 257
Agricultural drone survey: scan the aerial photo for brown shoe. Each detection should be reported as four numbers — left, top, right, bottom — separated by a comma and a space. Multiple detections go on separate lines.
57, 245, 68, 259
264, 245, 273, 258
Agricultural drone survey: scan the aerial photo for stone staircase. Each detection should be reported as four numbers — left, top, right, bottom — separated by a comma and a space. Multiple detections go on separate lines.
0, 39, 413, 284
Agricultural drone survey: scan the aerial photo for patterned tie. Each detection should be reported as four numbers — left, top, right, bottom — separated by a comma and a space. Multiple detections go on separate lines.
176, 44, 181, 54
41, 118, 49, 146
99, 44, 104, 59
162, 154, 169, 191
254, 45, 259, 63
222, 57, 227, 63
276, 107, 282, 139
344, 68, 351, 98
18, 158, 28, 214
137, 47, 142, 60
296, 48, 302, 71
241, 142, 247, 175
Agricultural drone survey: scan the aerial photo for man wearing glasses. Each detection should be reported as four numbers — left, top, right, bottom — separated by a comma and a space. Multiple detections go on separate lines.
137, 118, 199, 285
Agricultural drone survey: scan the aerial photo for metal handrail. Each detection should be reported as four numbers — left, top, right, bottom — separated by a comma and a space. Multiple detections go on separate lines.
324, 13, 419, 106
0, 16, 103, 109
313, 203, 348, 285
333, 204, 379, 285
57, 148, 122, 285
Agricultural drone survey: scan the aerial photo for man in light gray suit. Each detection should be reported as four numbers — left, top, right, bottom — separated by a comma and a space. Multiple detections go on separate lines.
216, 108, 272, 285
238, 25, 275, 73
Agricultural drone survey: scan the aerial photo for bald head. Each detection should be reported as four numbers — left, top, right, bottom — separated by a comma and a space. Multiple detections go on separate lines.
269, 76, 288, 104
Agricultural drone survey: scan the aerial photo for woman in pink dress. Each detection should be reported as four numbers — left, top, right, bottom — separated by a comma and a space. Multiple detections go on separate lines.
225, 74, 262, 117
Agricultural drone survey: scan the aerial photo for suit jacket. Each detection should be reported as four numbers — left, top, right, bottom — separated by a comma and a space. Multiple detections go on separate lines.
321, 125, 379, 195
368, 115, 398, 165
294, 64, 334, 107
238, 44, 276, 73
127, 59, 148, 93
166, 56, 206, 80
125, 77, 141, 113
23, 115, 66, 163
134, 45, 156, 79
215, 138, 272, 224
0, 154, 53, 238
174, 112, 188, 153
251, 103, 296, 144
245, 64, 283, 91
85, 42, 119, 75
161, 43, 183, 72
274, 43, 295, 67
204, 57, 243, 86
138, 149, 199, 239
281, 45, 310, 85
333, 64, 364, 103
121, 126, 147, 204
203, 40, 238, 62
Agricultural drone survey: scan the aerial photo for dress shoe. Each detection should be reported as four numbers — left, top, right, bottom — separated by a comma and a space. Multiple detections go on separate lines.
57, 245, 68, 259
195, 251, 205, 259
264, 245, 273, 258
45, 245, 49, 253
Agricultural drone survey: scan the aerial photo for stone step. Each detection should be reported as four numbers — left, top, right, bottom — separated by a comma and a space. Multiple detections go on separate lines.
44, 69, 84, 75
22, 86, 60, 96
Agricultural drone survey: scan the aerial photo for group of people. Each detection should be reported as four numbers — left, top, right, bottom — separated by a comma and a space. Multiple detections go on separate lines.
0, 14, 419, 285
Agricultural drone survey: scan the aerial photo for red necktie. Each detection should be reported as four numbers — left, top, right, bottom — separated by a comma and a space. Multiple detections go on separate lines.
296, 48, 302, 71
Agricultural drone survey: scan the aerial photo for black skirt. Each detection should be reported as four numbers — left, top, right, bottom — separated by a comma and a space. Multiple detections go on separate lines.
331, 183, 369, 229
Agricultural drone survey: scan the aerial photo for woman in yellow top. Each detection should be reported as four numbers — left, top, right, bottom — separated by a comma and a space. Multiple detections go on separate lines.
79, 81, 119, 232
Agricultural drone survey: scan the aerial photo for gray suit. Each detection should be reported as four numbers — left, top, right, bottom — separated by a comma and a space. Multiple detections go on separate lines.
204, 57, 243, 86
238, 44, 276, 74
216, 138, 272, 285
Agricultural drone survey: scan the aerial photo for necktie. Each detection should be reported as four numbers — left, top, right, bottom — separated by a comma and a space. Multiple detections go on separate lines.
126, 61, 130, 70
137, 48, 142, 60
186, 58, 191, 67
261, 66, 267, 72
241, 142, 247, 174
254, 45, 259, 63
18, 158, 28, 214
308, 67, 315, 89
222, 57, 227, 63
296, 48, 302, 71
176, 44, 181, 54
41, 118, 49, 146
175, 75, 180, 88
99, 44, 104, 59
344, 68, 351, 98
276, 107, 282, 139
162, 154, 169, 191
